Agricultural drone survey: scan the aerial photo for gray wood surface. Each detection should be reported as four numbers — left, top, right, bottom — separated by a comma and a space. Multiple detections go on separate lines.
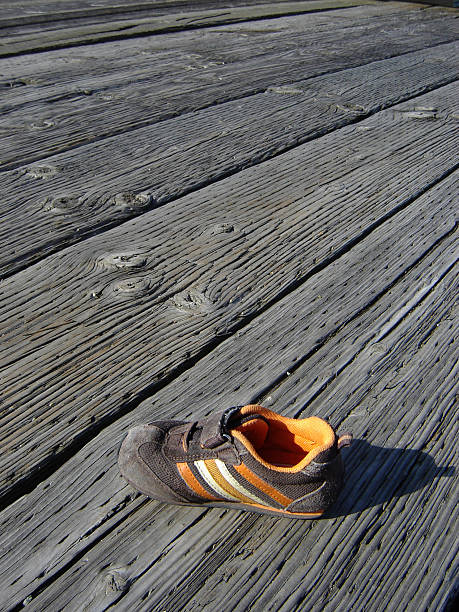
1, 170, 456, 610
0, 0, 330, 23
0, 1, 377, 56
1, 41, 457, 276
1, 3, 457, 169
1, 0, 329, 44
1, 2, 457, 610
0, 0, 371, 30
0, 83, 457, 506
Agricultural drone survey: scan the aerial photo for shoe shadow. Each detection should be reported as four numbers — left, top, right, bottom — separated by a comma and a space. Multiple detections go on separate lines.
324, 438, 455, 518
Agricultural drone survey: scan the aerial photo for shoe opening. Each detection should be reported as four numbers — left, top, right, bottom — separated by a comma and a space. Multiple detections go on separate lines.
231, 405, 335, 472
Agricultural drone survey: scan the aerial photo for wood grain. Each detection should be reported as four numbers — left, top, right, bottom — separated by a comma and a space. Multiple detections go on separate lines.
1, 41, 457, 276
1, 2, 457, 610
0, 84, 457, 505
0, 1, 378, 56
1, 0, 331, 45
0, 0, 373, 31
0, 170, 456, 610
0, 0, 333, 26
1, 4, 457, 169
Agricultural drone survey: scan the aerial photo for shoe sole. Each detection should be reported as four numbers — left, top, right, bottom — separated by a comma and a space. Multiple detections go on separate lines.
199, 500, 324, 519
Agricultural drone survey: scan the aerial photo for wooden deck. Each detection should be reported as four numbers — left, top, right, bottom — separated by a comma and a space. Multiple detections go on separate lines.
0, 1, 458, 610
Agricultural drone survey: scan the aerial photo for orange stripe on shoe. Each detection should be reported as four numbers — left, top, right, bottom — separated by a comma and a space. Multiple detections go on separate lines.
205, 460, 256, 505
235, 462, 293, 507
176, 462, 219, 501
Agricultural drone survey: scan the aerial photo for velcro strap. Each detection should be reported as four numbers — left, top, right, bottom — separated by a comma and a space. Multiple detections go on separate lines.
200, 412, 228, 449
165, 422, 193, 454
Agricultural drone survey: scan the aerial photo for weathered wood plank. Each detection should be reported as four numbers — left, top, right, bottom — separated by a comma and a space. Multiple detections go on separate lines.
0, 84, 457, 504
0, 171, 456, 610
0, 1, 379, 56
0, 0, 323, 26
1, 4, 457, 169
1, 42, 457, 276
2, 0, 329, 44
1, 2, 449, 104
0, 0, 374, 32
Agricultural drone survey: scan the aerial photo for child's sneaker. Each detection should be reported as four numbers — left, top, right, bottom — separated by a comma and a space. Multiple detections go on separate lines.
118, 405, 351, 519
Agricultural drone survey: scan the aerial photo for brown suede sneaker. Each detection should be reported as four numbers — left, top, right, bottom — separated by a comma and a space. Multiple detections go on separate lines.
118, 405, 352, 519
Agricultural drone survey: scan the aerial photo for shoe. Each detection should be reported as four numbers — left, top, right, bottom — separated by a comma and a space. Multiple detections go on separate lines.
118, 405, 352, 519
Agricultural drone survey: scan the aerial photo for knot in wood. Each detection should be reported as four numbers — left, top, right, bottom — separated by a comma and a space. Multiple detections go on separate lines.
400, 107, 438, 120
104, 568, 129, 594
172, 287, 217, 313
110, 276, 154, 298
334, 102, 366, 114
24, 165, 57, 180
110, 192, 155, 212
99, 252, 148, 270
201, 223, 237, 239
266, 85, 304, 95
41, 194, 81, 214
30, 118, 55, 130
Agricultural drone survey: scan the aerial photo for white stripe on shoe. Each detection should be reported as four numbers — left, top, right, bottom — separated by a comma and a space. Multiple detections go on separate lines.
214, 459, 267, 505
195, 460, 239, 502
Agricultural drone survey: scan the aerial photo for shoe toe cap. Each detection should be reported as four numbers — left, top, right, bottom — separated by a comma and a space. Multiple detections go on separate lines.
117, 424, 187, 504
118, 423, 162, 476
